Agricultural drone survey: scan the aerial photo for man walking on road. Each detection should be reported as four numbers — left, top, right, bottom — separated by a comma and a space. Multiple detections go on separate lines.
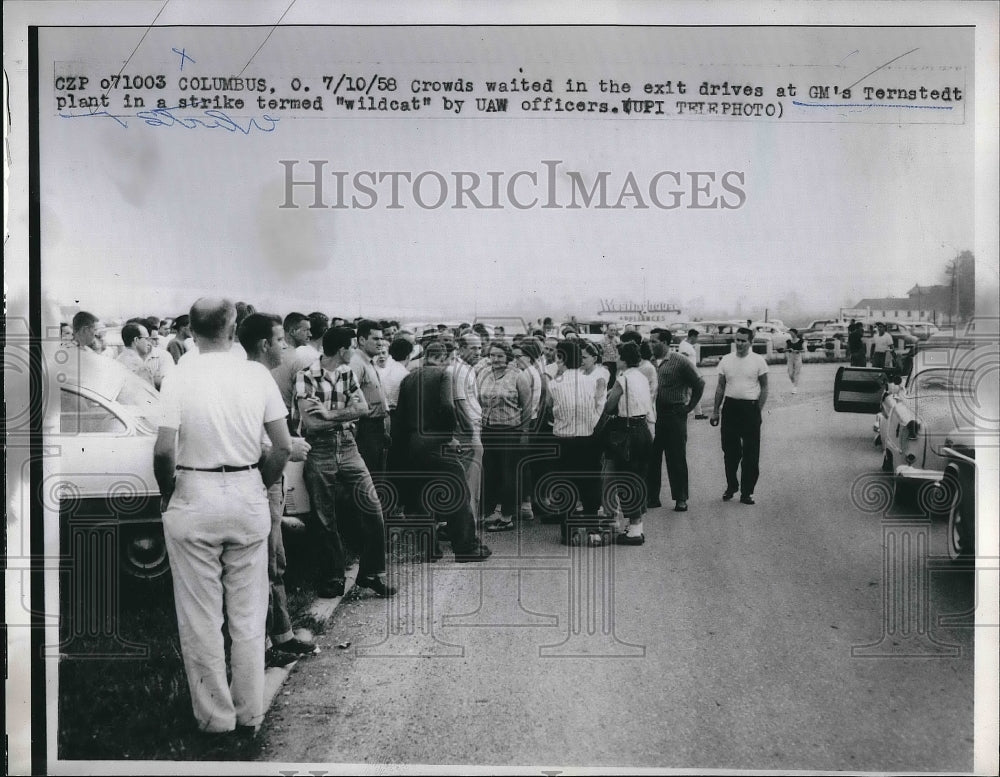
153, 297, 292, 736
709, 327, 769, 505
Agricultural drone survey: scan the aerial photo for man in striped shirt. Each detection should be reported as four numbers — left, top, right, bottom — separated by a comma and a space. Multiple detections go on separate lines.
296, 327, 395, 599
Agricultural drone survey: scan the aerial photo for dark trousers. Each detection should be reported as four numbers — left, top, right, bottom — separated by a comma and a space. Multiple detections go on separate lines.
649, 405, 689, 502
356, 416, 389, 511
720, 398, 762, 497
303, 434, 386, 585
552, 435, 602, 515
355, 416, 387, 473
404, 440, 476, 553
604, 421, 652, 520
481, 426, 521, 517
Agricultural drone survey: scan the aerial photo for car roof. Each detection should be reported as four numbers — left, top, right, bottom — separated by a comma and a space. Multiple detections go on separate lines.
53, 345, 160, 406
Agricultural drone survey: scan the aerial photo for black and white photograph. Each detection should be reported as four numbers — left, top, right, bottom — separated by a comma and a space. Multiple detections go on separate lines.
4, 2, 999, 774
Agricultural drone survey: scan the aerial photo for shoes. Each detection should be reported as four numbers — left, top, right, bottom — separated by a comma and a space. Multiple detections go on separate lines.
615, 532, 645, 546
647, 499, 662, 509
519, 503, 535, 521
265, 648, 299, 668
739, 495, 755, 505
316, 579, 346, 598
722, 489, 736, 501
357, 575, 397, 597
273, 636, 318, 656
454, 542, 492, 563
695, 414, 709, 420
485, 516, 516, 532
674, 500, 688, 512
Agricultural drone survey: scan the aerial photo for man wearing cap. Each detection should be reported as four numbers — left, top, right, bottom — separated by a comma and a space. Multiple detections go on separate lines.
153, 297, 292, 736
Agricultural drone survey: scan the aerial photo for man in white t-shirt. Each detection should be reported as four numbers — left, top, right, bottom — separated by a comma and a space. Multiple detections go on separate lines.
153, 298, 292, 737
869, 322, 895, 369
709, 327, 769, 505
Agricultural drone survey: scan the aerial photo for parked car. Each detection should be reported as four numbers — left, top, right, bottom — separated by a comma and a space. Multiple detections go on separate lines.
49, 344, 311, 582
801, 319, 843, 351
748, 321, 791, 352
48, 344, 168, 580
908, 322, 940, 341
688, 320, 768, 360
833, 342, 999, 542
940, 435, 976, 561
802, 320, 847, 351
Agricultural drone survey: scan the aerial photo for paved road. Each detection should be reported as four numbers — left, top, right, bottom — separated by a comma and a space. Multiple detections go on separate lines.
261, 362, 977, 772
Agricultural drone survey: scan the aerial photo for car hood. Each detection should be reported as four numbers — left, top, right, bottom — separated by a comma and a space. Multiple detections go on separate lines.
910, 392, 967, 438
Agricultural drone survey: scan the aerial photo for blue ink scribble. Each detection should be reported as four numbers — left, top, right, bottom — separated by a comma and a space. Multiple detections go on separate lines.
58, 106, 280, 134
792, 100, 953, 110
172, 47, 195, 70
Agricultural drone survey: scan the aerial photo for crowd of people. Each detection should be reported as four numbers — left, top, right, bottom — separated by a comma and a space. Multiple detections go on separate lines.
64, 303, 774, 739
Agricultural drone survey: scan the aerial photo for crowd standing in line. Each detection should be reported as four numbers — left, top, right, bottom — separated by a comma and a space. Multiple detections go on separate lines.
66, 303, 810, 737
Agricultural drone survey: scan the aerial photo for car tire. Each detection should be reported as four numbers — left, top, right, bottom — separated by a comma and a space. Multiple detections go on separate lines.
119, 523, 171, 581
946, 466, 975, 562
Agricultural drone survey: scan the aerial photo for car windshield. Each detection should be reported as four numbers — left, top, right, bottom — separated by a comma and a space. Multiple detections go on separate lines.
114, 374, 160, 433
911, 368, 975, 396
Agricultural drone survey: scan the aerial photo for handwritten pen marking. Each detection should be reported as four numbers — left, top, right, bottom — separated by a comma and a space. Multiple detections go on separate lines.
59, 106, 280, 134
793, 100, 953, 110
172, 47, 195, 70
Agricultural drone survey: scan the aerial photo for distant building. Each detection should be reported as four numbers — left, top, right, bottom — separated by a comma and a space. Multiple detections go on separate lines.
843, 284, 953, 325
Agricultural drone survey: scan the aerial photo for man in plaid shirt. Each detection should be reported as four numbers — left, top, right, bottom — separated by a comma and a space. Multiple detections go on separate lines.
295, 326, 395, 599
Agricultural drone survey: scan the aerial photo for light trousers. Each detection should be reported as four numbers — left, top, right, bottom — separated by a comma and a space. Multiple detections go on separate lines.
163, 469, 270, 732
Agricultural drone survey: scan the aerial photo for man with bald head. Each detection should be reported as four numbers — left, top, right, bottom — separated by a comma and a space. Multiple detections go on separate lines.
154, 297, 292, 737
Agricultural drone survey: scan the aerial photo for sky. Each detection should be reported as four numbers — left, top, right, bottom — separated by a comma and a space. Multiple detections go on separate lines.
33, 24, 980, 328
